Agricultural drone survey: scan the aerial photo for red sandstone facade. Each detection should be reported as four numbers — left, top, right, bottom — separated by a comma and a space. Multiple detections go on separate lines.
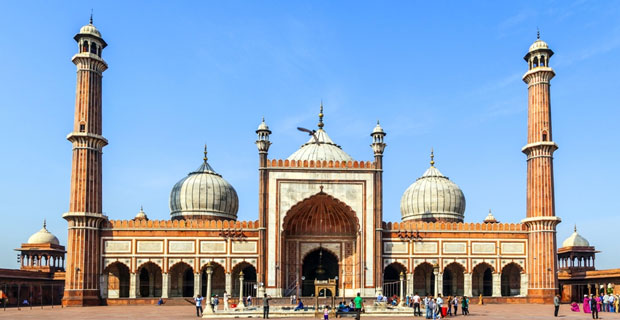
60, 21, 562, 306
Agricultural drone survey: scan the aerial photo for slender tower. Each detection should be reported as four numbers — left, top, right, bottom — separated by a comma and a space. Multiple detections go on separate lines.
256, 117, 271, 296
521, 32, 561, 302
370, 121, 386, 294
62, 17, 108, 306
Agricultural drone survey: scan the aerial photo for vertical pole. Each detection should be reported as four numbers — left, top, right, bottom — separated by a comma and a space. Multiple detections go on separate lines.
205, 265, 213, 314
17, 284, 21, 311
399, 272, 405, 307
239, 272, 244, 308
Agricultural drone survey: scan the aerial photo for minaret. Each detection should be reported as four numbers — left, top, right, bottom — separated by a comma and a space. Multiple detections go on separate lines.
521, 32, 561, 302
256, 117, 271, 296
370, 120, 386, 294
62, 17, 108, 306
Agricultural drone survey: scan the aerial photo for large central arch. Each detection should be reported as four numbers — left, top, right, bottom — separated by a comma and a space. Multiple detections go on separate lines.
281, 191, 360, 297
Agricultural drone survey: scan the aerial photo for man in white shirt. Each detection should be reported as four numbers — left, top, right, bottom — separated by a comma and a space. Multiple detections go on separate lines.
194, 295, 204, 317
223, 291, 229, 311
413, 293, 421, 316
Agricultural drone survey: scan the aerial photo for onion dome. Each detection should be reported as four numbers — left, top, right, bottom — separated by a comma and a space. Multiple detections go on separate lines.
562, 225, 590, 247
400, 150, 466, 222
483, 209, 498, 223
135, 206, 148, 220
170, 146, 239, 220
287, 103, 353, 162
74, 15, 107, 47
27, 220, 60, 245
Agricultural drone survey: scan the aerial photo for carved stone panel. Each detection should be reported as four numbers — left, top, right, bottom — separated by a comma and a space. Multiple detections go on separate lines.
104, 240, 131, 253
472, 242, 496, 254
384, 241, 408, 254
169, 241, 195, 253
414, 242, 438, 254
443, 242, 467, 254
137, 241, 163, 253
200, 241, 226, 254
232, 241, 257, 253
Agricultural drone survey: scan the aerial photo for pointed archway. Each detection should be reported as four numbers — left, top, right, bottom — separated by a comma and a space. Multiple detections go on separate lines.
281, 191, 360, 297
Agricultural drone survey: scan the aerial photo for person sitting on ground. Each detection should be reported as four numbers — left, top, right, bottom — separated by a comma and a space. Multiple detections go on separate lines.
376, 293, 383, 303
571, 301, 580, 312
294, 298, 304, 311
349, 299, 355, 309
338, 301, 346, 311
157, 298, 164, 306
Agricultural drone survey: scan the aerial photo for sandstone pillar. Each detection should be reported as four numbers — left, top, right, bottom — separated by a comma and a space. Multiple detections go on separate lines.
463, 273, 472, 297
162, 273, 169, 298
204, 265, 214, 314
100, 274, 108, 299
492, 273, 501, 297
225, 272, 232, 296
194, 272, 202, 298
129, 273, 138, 298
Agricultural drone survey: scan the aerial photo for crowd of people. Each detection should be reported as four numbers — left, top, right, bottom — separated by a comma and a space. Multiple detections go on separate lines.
570, 292, 620, 319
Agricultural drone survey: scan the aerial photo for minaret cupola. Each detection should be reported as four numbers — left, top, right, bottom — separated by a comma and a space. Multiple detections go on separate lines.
524, 30, 553, 70
74, 15, 107, 58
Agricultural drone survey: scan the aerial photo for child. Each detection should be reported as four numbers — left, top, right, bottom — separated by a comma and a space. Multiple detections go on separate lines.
324, 305, 330, 320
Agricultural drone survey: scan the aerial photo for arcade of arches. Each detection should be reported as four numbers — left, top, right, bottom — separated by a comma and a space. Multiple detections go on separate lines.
388, 262, 523, 298
281, 192, 360, 297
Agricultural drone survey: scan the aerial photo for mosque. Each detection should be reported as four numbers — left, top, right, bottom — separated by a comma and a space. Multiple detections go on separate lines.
18, 19, 569, 306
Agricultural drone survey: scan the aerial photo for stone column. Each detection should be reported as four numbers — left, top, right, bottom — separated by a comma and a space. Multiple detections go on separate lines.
463, 273, 472, 297
407, 273, 414, 296
434, 272, 442, 297
100, 274, 108, 299
194, 272, 202, 298
520, 273, 528, 297
129, 273, 138, 298
492, 273, 501, 297
162, 273, 169, 298
225, 273, 232, 296
238, 271, 245, 308
204, 265, 214, 314
399, 272, 405, 306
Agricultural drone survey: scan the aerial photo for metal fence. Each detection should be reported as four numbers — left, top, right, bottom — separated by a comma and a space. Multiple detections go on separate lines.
0, 282, 64, 310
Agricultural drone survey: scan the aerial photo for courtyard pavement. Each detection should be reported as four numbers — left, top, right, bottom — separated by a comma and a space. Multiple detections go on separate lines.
2, 304, 620, 319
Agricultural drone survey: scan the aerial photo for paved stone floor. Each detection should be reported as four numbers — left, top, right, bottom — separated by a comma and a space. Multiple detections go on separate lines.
2, 304, 620, 319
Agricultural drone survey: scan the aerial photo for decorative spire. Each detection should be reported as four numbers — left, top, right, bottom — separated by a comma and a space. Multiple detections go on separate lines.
140, 205, 144, 212
574, 224, 577, 233
537, 27, 540, 40
430, 148, 435, 167
90, 9, 93, 24
203, 144, 208, 163
43, 219, 47, 229
318, 101, 324, 129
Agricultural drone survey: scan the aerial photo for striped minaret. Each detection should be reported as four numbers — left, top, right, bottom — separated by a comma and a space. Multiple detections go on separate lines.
521, 32, 561, 303
62, 17, 108, 307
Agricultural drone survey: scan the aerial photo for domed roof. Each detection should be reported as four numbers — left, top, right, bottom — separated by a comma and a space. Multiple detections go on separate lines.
170, 146, 239, 220
287, 104, 353, 162
562, 226, 590, 247
27, 221, 60, 245
257, 118, 270, 131
135, 206, 148, 220
484, 209, 498, 223
79, 23, 102, 38
400, 151, 466, 222
529, 39, 549, 52
371, 121, 385, 135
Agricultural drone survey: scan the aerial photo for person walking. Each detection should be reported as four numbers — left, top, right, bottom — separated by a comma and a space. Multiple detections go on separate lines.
354, 292, 363, 312
413, 292, 421, 317
263, 294, 271, 319
247, 294, 252, 306
554, 294, 560, 317
446, 296, 452, 316
223, 291, 229, 311
461, 296, 469, 315
452, 296, 459, 316
591, 295, 599, 319
425, 296, 432, 319
194, 295, 204, 317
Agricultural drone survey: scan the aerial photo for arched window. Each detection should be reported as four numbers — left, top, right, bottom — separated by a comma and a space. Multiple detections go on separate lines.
90, 43, 97, 54
540, 56, 546, 66
542, 130, 548, 141
533, 57, 539, 68
97, 46, 102, 57
82, 41, 89, 53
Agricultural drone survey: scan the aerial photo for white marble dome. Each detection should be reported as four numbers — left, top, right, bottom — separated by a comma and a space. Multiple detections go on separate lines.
287, 129, 353, 162
27, 221, 60, 245
529, 39, 549, 52
79, 22, 102, 38
400, 157, 465, 222
170, 150, 238, 220
562, 226, 590, 247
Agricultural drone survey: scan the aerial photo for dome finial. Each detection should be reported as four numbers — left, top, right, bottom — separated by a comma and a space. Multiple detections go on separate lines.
574, 224, 577, 233
430, 148, 435, 167
318, 100, 324, 129
43, 219, 47, 229
537, 27, 540, 40
203, 144, 208, 163
90, 9, 93, 24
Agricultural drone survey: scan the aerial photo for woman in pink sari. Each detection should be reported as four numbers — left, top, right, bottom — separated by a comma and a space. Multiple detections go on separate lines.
596, 295, 602, 312
584, 295, 591, 313
571, 301, 580, 312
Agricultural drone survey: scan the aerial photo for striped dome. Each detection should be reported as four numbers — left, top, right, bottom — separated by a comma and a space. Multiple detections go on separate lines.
400, 161, 465, 222
169, 151, 238, 220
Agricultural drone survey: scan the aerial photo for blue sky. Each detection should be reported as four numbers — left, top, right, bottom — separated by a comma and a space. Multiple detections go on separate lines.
1, 1, 619, 269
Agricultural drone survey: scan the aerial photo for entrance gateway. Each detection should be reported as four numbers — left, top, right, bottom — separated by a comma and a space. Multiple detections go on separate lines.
281, 192, 360, 297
